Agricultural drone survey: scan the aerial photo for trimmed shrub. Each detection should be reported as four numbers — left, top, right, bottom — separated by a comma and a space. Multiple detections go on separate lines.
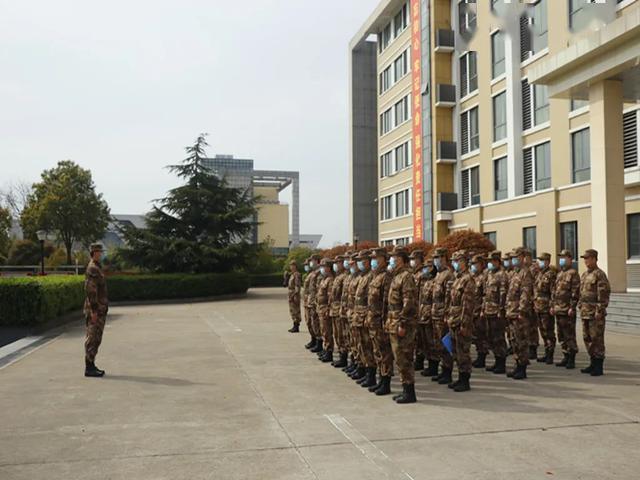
436, 230, 496, 257
250, 273, 285, 288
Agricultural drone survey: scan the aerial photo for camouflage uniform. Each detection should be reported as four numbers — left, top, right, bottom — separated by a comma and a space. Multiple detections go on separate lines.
410, 251, 425, 367
306, 266, 322, 340
303, 265, 315, 337
533, 253, 557, 360
431, 251, 455, 374
354, 257, 375, 369
288, 269, 302, 327
505, 248, 534, 370
346, 257, 362, 365
317, 260, 335, 352
552, 251, 580, 357
84, 257, 108, 364
578, 252, 611, 361
471, 257, 488, 357
418, 263, 437, 366
330, 263, 348, 355
527, 255, 541, 354
483, 252, 509, 362
368, 251, 394, 378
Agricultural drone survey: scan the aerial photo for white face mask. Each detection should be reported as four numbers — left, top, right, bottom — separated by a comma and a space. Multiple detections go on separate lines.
410, 260, 416, 268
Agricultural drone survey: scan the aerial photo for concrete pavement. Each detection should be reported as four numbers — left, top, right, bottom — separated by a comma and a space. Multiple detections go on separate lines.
1, 288, 639, 480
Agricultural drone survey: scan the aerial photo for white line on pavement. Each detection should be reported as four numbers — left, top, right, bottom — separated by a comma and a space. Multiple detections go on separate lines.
0, 336, 60, 370
324, 414, 416, 480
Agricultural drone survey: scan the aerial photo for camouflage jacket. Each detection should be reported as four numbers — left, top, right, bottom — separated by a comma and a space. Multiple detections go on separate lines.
418, 276, 435, 324
316, 274, 334, 316
413, 270, 424, 300
534, 266, 557, 313
345, 272, 361, 323
472, 270, 487, 318
303, 273, 312, 308
329, 272, 347, 317
431, 268, 454, 320
305, 270, 321, 308
353, 270, 374, 327
385, 267, 418, 333
505, 267, 534, 319
578, 267, 611, 318
446, 270, 476, 330
84, 260, 108, 316
367, 266, 392, 328
482, 269, 508, 316
551, 267, 580, 315
340, 273, 353, 318
288, 272, 301, 302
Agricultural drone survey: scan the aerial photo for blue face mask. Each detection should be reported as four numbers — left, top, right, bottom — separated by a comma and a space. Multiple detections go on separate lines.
320, 267, 327, 276
333, 264, 339, 273
487, 262, 496, 272
371, 259, 379, 270
387, 264, 394, 272
434, 258, 442, 270
452, 261, 460, 272
343, 260, 349, 269
511, 258, 520, 267
470, 264, 478, 274
357, 261, 365, 272
304, 265, 310, 273
410, 260, 416, 268
537, 260, 546, 269
389, 257, 397, 268
422, 266, 430, 276
559, 258, 568, 268
503, 260, 510, 268
350, 266, 356, 275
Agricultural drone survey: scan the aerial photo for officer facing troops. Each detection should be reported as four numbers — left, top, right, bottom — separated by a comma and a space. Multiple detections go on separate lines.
287, 260, 302, 333
550, 250, 581, 369
578, 249, 611, 376
353, 250, 376, 386
316, 258, 335, 363
505, 247, 534, 380
386, 247, 419, 404
329, 255, 349, 368
431, 247, 455, 385
409, 249, 426, 371
445, 251, 476, 392
84, 243, 109, 378
418, 257, 439, 378
470, 254, 488, 369
534, 253, 557, 364
483, 251, 509, 374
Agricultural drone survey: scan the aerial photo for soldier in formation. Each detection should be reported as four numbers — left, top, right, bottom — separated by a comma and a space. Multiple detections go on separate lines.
287, 260, 302, 333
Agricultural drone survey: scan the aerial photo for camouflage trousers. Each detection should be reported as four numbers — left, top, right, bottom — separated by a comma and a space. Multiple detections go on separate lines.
349, 324, 361, 363
486, 314, 508, 358
582, 316, 606, 359
85, 313, 106, 363
433, 317, 453, 370
289, 297, 301, 325
389, 324, 416, 385
319, 310, 334, 351
312, 308, 321, 339
528, 312, 539, 348
508, 316, 530, 366
536, 312, 556, 351
368, 321, 393, 377
451, 325, 473, 374
555, 314, 578, 355
472, 314, 489, 355
416, 321, 438, 361
356, 325, 375, 368
332, 316, 349, 354
305, 307, 318, 337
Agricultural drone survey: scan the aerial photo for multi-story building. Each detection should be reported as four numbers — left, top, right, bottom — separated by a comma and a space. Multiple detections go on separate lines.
350, 0, 640, 291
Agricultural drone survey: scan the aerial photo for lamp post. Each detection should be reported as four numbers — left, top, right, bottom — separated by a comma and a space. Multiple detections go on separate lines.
36, 230, 47, 276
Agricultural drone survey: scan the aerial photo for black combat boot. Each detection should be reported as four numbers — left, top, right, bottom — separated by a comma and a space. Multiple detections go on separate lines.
422, 360, 439, 377
590, 358, 604, 376
321, 350, 333, 363
85, 360, 105, 378
537, 350, 548, 363
431, 365, 443, 382
288, 323, 300, 333
368, 374, 383, 392
448, 375, 460, 389
454, 372, 471, 392
485, 357, 496, 372
492, 357, 506, 374
343, 356, 355, 372
472, 353, 487, 369
529, 346, 538, 360
360, 368, 377, 388
395, 383, 417, 404
437, 368, 452, 385
305, 334, 315, 349
581, 357, 594, 374
414, 354, 425, 371
333, 352, 348, 368
545, 349, 555, 365
565, 353, 576, 369
350, 365, 365, 379
507, 365, 517, 378
310, 338, 323, 353
512, 364, 527, 380
555, 353, 569, 367
346, 361, 358, 375
375, 376, 392, 396
506, 345, 513, 356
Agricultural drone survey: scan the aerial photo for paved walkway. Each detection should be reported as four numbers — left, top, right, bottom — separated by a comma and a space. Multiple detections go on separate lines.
1, 288, 639, 480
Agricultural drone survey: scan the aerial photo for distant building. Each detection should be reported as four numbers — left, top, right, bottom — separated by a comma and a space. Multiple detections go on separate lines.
292, 234, 323, 250
9, 219, 23, 240
102, 214, 148, 250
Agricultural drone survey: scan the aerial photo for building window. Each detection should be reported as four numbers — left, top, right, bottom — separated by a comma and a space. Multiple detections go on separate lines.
523, 226, 537, 259
382, 239, 394, 247
560, 221, 578, 262
394, 95, 410, 127
395, 189, 411, 217
394, 49, 410, 83
491, 31, 506, 78
493, 91, 507, 142
461, 165, 480, 208
380, 66, 392, 94
460, 51, 478, 98
380, 151, 393, 178
572, 127, 591, 183
485, 231, 497, 248
628, 214, 640, 259
380, 23, 392, 52
380, 140, 412, 178
623, 109, 639, 169
569, 0, 590, 31
522, 0, 548, 60
396, 236, 411, 246
523, 80, 549, 129
571, 98, 589, 111
380, 108, 392, 135
461, 106, 479, 155
494, 156, 508, 201
523, 141, 551, 194
458, 0, 477, 35
395, 141, 412, 170
379, 2, 410, 53
381, 195, 393, 220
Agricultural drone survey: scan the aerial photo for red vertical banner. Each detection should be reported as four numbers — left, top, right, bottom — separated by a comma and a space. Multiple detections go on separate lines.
411, 0, 423, 241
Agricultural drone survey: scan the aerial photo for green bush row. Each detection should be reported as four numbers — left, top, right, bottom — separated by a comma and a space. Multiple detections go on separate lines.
249, 273, 285, 288
0, 273, 250, 327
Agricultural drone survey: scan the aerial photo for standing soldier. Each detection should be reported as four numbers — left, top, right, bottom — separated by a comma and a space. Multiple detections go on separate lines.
409, 250, 426, 371
431, 248, 455, 385
84, 243, 109, 378
470, 254, 488, 369
483, 251, 509, 374
502, 252, 515, 355
308, 254, 324, 354
287, 260, 302, 333
316, 258, 335, 363
346, 253, 363, 377
330, 255, 349, 368
386, 247, 419, 404
505, 247, 534, 380
366, 248, 394, 395
551, 250, 580, 369
524, 249, 541, 360
445, 251, 476, 392
353, 250, 376, 386
338, 253, 354, 370
534, 253, 557, 364
418, 258, 439, 377
578, 249, 611, 376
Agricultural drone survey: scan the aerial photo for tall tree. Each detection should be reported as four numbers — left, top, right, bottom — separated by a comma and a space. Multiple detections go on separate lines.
21, 161, 111, 264
119, 134, 259, 273
0, 206, 11, 259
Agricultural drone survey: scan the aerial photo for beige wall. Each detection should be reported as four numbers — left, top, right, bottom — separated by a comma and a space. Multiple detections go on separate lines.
255, 186, 289, 249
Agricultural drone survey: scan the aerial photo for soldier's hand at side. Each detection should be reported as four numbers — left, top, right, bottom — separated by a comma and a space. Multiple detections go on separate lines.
549, 308, 555, 316
91, 312, 98, 323
568, 308, 575, 317
397, 326, 406, 338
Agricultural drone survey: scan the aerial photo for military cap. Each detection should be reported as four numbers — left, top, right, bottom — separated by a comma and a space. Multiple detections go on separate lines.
537, 252, 551, 261
392, 246, 409, 255
558, 249, 573, 257
522, 248, 532, 257
409, 249, 425, 259
371, 247, 388, 258
356, 249, 371, 260
487, 250, 502, 261
344, 250, 353, 257
335, 254, 346, 261
580, 249, 598, 259
350, 252, 359, 261
510, 247, 526, 257
433, 247, 449, 257
471, 254, 485, 264
320, 257, 334, 266
310, 254, 322, 261
451, 250, 468, 262
289, 260, 297, 266
89, 243, 104, 253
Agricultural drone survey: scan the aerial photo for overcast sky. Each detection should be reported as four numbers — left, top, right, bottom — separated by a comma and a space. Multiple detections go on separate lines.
0, 0, 379, 247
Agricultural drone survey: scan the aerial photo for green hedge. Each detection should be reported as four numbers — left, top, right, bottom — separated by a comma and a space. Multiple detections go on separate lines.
249, 273, 285, 288
0, 273, 250, 327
